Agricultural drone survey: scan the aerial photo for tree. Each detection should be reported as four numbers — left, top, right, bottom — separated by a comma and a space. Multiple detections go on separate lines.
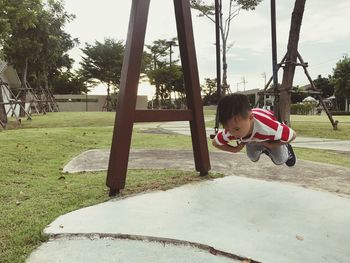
33, 0, 77, 92
332, 55, 350, 110
147, 65, 184, 108
144, 38, 182, 108
190, 0, 262, 95
201, 78, 217, 105
2, 0, 77, 115
2, 0, 43, 85
2, 0, 43, 116
51, 71, 88, 94
313, 75, 334, 98
145, 39, 173, 70
79, 38, 124, 110
290, 86, 307, 104
0, 0, 11, 49
279, 0, 306, 125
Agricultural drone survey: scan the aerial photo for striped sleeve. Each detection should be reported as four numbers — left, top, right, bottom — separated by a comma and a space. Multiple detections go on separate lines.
276, 123, 295, 142
214, 129, 236, 145
252, 108, 276, 120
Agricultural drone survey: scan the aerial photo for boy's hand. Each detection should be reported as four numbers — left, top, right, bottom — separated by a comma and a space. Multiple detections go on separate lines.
212, 140, 245, 153
236, 141, 246, 149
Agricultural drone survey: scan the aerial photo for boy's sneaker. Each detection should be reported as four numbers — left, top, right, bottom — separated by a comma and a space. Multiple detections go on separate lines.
285, 144, 296, 167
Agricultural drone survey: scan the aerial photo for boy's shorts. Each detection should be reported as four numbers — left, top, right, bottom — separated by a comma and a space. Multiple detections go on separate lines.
246, 142, 289, 165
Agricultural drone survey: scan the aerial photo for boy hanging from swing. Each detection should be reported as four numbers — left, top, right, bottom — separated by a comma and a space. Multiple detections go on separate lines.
212, 94, 296, 166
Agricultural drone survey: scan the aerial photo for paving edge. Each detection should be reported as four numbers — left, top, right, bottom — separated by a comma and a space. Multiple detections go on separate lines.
47, 232, 262, 263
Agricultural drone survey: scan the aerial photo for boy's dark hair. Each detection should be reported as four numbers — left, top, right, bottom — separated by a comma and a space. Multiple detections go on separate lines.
217, 94, 251, 125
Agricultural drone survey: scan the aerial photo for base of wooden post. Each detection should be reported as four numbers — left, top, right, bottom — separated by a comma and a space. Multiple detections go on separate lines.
109, 188, 120, 197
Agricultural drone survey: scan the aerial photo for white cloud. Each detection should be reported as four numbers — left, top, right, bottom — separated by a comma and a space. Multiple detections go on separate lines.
63, 0, 350, 94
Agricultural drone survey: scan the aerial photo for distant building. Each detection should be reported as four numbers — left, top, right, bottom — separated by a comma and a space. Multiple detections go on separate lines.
54, 94, 148, 112
235, 89, 274, 110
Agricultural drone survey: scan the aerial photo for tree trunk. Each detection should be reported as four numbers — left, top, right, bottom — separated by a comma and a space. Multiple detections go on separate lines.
19, 58, 29, 117
279, 0, 306, 125
106, 83, 112, 111
222, 39, 228, 95
43, 68, 50, 113
219, 2, 229, 96
0, 83, 8, 125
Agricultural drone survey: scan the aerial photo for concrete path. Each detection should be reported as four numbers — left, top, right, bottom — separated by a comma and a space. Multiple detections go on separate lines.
29, 174, 350, 263
27, 150, 350, 263
150, 121, 350, 152
291, 137, 350, 152
27, 236, 240, 263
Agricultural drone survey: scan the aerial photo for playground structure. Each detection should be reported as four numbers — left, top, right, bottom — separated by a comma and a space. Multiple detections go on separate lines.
16, 81, 60, 114
211, 0, 337, 138
106, 0, 211, 195
0, 80, 59, 128
106, 0, 340, 194
256, 51, 338, 129
0, 79, 32, 128
0, 64, 59, 129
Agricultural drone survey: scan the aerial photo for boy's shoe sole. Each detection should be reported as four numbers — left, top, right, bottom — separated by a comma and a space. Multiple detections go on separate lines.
285, 143, 296, 167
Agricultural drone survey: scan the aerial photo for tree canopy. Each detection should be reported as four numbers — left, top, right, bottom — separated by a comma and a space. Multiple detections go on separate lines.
313, 75, 334, 98
79, 38, 124, 91
1, 0, 77, 93
332, 55, 350, 100
201, 78, 217, 105
144, 38, 185, 108
190, 0, 262, 95
51, 71, 87, 94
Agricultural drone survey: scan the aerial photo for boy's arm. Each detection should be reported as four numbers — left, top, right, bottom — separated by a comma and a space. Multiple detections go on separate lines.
212, 140, 246, 153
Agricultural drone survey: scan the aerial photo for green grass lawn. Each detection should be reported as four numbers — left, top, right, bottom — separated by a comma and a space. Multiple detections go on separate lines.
1, 112, 349, 262
291, 115, 350, 140
0, 113, 224, 263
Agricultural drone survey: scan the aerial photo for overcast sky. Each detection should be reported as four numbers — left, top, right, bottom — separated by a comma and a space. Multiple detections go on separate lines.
63, 0, 350, 96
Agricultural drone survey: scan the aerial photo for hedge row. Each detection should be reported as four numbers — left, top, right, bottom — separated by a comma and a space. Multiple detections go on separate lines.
291, 103, 317, 115
330, 111, 350, 116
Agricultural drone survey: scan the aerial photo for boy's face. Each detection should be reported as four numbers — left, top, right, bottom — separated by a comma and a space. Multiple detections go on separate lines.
223, 112, 253, 139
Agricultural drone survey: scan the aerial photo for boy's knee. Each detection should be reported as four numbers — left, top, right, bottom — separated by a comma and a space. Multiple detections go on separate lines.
272, 145, 288, 165
271, 156, 286, 165
247, 151, 261, 162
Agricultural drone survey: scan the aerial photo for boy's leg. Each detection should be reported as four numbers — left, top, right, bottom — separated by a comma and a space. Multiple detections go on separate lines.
246, 143, 265, 162
267, 144, 289, 165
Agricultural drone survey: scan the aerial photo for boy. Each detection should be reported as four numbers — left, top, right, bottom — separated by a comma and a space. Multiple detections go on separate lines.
212, 94, 296, 166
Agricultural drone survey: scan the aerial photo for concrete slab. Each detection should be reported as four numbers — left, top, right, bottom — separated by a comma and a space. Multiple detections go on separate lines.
41, 176, 350, 263
27, 236, 240, 263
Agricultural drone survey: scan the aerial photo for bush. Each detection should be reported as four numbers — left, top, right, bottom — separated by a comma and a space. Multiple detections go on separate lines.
291, 103, 316, 115
330, 111, 350, 116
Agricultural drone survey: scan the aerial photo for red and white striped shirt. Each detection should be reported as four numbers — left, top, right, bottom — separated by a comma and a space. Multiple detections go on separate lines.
214, 108, 295, 145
